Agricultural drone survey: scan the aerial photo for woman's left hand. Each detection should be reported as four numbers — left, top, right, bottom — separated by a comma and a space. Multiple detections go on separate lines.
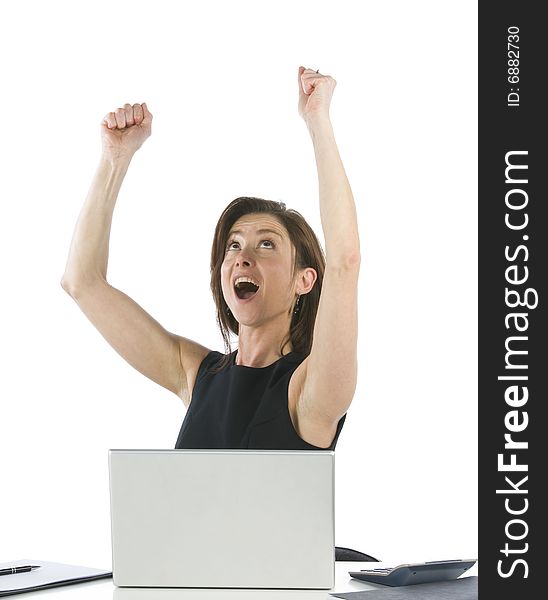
297, 66, 336, 124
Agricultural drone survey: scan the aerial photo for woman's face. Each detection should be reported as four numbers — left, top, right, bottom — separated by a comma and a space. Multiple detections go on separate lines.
221, 213, 299, 328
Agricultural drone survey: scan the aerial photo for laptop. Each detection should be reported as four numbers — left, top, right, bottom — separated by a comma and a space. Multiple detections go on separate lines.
108, 449, 335, 589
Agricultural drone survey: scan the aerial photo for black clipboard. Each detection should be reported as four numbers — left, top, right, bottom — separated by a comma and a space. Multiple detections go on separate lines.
0, 560, 112, 596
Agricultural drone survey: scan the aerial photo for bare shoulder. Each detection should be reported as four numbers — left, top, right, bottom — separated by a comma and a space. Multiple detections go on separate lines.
175, 336, 214, 409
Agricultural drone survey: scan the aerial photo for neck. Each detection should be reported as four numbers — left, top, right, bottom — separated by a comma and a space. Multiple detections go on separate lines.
235, 320, 293, 368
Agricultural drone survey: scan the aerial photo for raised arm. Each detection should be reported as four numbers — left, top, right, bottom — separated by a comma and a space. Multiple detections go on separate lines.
61, 103, 210, 406
295, 67, 361, 430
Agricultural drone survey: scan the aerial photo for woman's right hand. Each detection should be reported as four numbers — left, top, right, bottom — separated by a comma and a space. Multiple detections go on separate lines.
101, 102, 153, 159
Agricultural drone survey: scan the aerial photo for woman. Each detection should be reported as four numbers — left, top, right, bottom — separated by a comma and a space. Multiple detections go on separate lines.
61, 66, 360, 451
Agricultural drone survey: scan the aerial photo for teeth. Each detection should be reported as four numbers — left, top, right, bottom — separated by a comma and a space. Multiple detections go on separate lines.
234, 276, 259, 288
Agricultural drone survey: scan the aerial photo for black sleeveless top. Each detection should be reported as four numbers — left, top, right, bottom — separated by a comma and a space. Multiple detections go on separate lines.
175, 350, 346, 450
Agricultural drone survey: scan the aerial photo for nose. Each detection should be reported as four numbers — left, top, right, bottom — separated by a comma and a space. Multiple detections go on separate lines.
236, 257, 252, 268
235, 249, 255, 268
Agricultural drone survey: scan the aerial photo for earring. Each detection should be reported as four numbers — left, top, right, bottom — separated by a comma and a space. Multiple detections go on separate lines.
293, 295, 301, 315
226, 306, 231, 317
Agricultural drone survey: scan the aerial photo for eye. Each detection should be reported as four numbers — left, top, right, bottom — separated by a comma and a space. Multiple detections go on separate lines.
226, 239, 275, 251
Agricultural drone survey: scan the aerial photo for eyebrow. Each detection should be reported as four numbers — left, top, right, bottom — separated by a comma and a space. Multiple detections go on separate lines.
228, 228, 284, 239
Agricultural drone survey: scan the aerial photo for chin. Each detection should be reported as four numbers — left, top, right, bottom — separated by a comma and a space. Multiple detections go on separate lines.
233, 315, 256, 327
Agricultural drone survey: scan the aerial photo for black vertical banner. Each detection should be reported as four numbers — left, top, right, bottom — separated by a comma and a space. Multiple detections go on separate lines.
479, 2, 545, 598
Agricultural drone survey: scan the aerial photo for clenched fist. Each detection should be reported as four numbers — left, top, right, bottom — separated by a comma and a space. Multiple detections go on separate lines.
101, 102, 153, 159
298, 67, 336, 124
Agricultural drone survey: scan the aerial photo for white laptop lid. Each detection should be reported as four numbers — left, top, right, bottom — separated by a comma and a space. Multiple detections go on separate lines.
108, 449, 335, 589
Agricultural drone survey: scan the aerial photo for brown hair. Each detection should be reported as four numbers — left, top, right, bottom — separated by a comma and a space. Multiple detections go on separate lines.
209, 196, 325, 372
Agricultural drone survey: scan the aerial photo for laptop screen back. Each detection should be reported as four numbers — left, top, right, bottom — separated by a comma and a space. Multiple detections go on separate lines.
108, 449, 335, 589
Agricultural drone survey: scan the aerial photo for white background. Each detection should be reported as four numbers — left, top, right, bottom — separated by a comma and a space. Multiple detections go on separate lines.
1, 0, 477, 572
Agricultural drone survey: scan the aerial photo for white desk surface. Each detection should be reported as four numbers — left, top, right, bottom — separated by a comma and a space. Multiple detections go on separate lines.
5, 561, 478, 599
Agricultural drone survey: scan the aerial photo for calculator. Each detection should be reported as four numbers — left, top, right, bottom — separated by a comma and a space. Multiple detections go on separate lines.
349, 559, 477, 586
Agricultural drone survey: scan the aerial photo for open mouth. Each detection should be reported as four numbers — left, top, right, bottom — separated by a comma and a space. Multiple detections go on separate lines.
234, 279, 260, 300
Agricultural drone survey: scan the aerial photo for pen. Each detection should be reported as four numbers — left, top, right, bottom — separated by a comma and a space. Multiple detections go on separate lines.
0, 565, 41, 576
